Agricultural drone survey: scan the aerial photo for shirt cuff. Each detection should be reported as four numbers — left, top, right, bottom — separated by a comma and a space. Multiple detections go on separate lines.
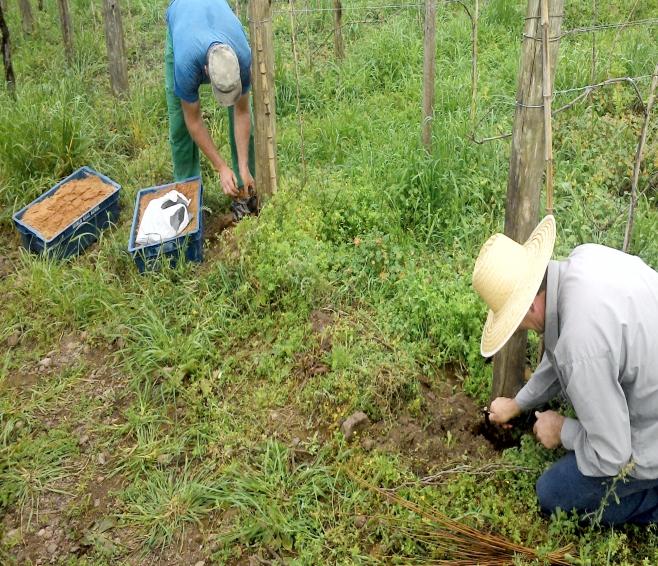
514, 388, 535, 412
560, 417, 581, 450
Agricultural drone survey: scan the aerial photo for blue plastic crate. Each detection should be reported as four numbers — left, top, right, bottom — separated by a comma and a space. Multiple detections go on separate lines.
12, 166, 121, 258
127, 176, 204, 272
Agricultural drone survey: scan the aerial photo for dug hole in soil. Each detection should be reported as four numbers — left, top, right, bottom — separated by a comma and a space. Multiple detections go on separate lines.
22, 177, 115, 240
135, 180, 200, 241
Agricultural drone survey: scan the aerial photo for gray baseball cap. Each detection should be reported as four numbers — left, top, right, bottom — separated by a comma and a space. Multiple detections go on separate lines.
207, 43, 241, 107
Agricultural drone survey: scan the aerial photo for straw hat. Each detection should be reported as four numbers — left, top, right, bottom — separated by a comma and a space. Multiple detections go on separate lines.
472, 215, 556, 357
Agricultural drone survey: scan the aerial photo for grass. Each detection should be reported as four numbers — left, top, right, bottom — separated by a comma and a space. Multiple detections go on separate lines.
1, 0, 658, 564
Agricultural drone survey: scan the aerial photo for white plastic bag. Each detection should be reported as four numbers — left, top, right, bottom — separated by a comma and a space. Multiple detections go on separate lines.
136, 190, 191, 246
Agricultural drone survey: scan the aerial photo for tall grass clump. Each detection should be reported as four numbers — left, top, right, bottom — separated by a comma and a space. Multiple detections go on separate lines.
0, 84, 94, 218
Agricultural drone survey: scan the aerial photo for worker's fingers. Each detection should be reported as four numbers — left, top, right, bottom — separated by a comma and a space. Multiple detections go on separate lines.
223, 177, 239, 197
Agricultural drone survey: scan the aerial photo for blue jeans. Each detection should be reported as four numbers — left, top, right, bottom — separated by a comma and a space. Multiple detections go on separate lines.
536, 452, 658, 525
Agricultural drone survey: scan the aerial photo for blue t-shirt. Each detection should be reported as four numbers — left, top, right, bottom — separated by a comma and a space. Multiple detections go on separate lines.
167, 0, 251, 103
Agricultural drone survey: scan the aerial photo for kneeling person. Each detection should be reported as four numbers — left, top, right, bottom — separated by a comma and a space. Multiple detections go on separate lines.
473, 215, 658, 525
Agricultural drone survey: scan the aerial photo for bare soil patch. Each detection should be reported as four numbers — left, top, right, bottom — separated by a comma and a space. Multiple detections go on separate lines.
22, 177, 115, 240
362, 373, 498, 475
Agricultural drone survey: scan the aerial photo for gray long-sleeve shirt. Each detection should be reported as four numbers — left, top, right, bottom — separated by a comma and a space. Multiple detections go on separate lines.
515, 244, 658, 479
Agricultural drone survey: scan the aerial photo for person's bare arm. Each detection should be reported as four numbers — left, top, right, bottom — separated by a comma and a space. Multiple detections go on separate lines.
180, 99, 239, 197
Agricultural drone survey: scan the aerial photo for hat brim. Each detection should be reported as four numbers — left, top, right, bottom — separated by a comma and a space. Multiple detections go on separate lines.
480, 215, 556, 357
212, 84, 242, 107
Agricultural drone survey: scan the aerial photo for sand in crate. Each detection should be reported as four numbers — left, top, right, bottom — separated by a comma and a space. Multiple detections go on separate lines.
135, 180, 200, 240
22, 177, 115, 240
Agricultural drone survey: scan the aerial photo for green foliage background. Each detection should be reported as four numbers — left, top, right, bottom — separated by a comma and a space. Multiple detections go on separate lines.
1, 0, 658, 563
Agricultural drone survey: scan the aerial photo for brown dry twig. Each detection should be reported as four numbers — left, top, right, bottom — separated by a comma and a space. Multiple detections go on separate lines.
343, 466, 574, 565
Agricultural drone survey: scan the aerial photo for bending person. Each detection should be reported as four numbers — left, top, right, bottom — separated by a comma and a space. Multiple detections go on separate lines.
165, 0, 257, 221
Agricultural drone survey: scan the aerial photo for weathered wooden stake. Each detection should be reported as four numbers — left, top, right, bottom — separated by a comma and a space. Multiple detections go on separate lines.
491, 0, 563, 401
0, 1, 15, 97
248, 0, 278, 199
288, 0, 307, 185
18, 0, 34, 36
623, 63, 658, 253
470, 0, 479, 129
332, 0, 344, 60
540, 0, 554, 215
103, 0, 129, 96
421, 0, 437, 151
57, 0, 74, 65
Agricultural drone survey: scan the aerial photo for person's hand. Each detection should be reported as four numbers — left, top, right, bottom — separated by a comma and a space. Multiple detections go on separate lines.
239, 166, 255, 196
533, 410, 565, 449
488, 397, 521, 428
218, 164, 239, 197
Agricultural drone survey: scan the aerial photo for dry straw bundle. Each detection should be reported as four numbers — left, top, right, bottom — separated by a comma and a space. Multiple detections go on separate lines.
345, 468, 573, 565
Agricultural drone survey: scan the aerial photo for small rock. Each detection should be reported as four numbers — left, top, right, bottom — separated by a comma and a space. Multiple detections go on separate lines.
97, 475, 105, 483
97, 452, 107, 465
37, 528, 47, 538
354, 515, 367, 529
361, 438, 375, 451
79, 331, 88, 342
94, 498, 101, 508
43, 527, 53, 539
78, 434, 89, 445
341, 411, 371, 441
115, 337, 125, 349
7, 332, 20, 348
39, 357, 52, 369
14, 420, 24, 430
157, 453, 171, 465
47, 542, 58, 554
194, 561, 205, 566
291, 437, 301, 447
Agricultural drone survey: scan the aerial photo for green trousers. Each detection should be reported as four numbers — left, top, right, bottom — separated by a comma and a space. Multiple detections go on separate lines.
164, 31, 255, 185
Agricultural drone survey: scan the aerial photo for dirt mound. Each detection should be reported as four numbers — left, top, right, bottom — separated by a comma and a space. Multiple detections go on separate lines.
362, 373, 499, 475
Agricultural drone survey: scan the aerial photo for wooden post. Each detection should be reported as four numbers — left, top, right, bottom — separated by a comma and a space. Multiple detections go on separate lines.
18, 0, 34, 36
0, 1, 15, 97
103, 0, 128, 96
623, 63, 658, 253
332, 0, 344, 60
248, 0, 277, 199
470, 0, 479, 129
540, 0, 554, 215
421, 0, 437, 151
491, 0, 563, 401
57, 0, 74, 65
